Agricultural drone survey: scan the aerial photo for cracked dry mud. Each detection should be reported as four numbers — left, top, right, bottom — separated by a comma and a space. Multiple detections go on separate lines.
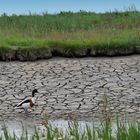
0, 55, 140, 121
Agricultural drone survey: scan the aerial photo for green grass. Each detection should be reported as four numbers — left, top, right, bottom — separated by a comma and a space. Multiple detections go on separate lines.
0, 8, 140, 58
1, 119, 140, 140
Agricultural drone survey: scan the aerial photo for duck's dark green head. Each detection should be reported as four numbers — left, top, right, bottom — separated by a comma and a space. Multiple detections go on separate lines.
32, 89, 38, 97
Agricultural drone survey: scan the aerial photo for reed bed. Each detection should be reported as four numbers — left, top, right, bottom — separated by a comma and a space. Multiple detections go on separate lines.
0, 9, 140, 51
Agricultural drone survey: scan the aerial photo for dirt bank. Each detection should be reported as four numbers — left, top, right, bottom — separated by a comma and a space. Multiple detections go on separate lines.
0, 46, 139, 61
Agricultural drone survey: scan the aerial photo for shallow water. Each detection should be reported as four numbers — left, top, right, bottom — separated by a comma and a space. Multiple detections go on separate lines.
0, 117, 99, 138
0, 113, 135, 139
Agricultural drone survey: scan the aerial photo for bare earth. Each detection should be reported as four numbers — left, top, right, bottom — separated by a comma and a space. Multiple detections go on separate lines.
0, 55, 140, 122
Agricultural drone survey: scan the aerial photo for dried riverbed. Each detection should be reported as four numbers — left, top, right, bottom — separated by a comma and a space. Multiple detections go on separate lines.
0, 55, 140, 132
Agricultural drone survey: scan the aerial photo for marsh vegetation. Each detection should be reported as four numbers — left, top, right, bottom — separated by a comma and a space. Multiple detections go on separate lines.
1, 119, 140, 140
0, 8, 140, 60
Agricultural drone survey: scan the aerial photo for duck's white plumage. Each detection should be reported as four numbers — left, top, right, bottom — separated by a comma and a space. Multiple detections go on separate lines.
15, 89, 38, 112
16, 97, 36, 108
21, 102, 30, 109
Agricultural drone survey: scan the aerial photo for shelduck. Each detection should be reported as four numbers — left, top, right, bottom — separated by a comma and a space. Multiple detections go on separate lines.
15, 89, 38, 113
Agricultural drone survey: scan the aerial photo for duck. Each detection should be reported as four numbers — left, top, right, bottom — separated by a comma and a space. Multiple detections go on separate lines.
15, 89, 38, 113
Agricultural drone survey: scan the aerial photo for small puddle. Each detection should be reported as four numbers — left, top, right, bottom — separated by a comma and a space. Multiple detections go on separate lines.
0, 112, 137, 138
0, 117, 100, 138
0, 115, 136, 139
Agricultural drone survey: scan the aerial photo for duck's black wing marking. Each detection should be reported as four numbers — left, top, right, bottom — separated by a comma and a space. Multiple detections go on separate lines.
16, 99, 31, 107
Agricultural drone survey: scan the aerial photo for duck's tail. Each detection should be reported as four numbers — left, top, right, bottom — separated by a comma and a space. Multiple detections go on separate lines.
14, 104, 20, 109
14, 106, 18, 109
